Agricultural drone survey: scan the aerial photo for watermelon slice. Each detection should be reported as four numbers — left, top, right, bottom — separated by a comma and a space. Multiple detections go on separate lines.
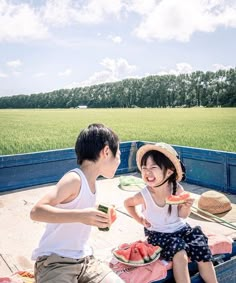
129, 247, 145, 264
113, 247, 131, 263
144, 242, 162, 260
165, 192, 190, 205
98, 204, 117, 231
118, 243, 130, 249
113, 240, 162, 265
135, 242, 150, 262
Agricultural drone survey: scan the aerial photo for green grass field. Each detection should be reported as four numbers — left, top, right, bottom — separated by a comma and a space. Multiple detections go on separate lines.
0, 108, 235, 155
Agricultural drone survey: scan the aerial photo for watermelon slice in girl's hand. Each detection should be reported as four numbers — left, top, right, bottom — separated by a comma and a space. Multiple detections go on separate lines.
165, 192, 190, 205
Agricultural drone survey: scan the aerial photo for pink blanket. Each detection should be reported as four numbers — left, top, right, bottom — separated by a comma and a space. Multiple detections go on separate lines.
0, 271, 34, 283
110, 233, 233, 283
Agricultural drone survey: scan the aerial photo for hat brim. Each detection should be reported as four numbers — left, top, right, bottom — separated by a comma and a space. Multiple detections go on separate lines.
191, 197, 236, 224
136, 143, 183, 182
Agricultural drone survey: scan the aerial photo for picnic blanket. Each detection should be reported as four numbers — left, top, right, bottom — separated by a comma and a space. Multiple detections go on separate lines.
0, 231, 233, 283
0, 271, 34, 283
110, 233, 233, 283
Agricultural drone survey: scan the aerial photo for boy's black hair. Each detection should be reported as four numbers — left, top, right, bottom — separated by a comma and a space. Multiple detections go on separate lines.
75, 123, 119, 165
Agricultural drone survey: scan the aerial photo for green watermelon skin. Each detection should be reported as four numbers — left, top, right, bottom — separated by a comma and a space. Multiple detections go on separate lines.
129, 247, 145, 264
97, 204, 116, 231
136, 242, 150, 262
113, 241, 162, 265
144, 242, 162, 260
113, 248, 131, 263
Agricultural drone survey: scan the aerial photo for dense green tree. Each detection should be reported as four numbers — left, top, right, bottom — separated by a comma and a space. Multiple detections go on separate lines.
0, 68, 235, 108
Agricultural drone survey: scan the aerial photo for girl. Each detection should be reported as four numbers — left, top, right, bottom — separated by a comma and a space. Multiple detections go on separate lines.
124, 142, 218, 283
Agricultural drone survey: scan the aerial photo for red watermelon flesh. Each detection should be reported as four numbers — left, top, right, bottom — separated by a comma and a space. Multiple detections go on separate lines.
166, 192, 190, 205
144, 242, 162, 260
129, 247, 145, 264
113, 241, 162, 264
113, 247, 131, 263
110, 206, 117, 224
135, 242, 150, 262
118, 243, 130, 249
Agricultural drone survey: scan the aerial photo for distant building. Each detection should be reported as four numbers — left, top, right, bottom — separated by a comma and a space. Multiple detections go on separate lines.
76, 105, 88, 109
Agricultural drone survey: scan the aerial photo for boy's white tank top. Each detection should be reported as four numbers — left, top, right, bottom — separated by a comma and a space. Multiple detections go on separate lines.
141, 186, 186, 233
32, 168, 96, 260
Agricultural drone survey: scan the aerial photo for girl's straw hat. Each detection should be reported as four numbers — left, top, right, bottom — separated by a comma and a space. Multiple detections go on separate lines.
136, 142, 185, 181
196, 191, 232, 214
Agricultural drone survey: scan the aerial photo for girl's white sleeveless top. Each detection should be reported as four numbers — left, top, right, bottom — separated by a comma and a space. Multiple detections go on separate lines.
32, 168, 96, 260
141, 186, 186, 233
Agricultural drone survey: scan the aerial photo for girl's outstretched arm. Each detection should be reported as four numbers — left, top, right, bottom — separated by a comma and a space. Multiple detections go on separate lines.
124, 193, 150, 227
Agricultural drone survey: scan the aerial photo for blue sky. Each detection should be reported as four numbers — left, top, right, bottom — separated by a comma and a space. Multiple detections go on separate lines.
0, 0, 236, 97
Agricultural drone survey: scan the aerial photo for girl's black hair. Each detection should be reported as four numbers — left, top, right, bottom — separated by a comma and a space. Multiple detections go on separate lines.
75, 123, 119, 165
141, 150, 177, 214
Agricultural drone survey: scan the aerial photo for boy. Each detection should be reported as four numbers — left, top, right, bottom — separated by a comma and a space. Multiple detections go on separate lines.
30, 123, 124, 283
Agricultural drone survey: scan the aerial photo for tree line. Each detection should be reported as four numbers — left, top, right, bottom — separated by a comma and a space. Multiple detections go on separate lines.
0, 68, 235, 108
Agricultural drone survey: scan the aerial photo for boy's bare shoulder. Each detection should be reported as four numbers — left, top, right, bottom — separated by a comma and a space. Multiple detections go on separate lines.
56, 171, 82, 199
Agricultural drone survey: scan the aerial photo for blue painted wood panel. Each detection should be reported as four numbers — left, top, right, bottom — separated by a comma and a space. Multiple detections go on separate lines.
0, 141, 235, 194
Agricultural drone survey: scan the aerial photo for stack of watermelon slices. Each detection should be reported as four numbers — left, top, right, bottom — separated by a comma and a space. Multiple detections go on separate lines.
113, 240, 162, 265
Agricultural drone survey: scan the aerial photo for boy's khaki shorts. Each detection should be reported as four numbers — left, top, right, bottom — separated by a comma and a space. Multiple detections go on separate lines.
34, 254, 113, 283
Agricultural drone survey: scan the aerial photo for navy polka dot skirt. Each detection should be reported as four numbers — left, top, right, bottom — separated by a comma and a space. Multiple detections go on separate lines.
144, 223, 213, 262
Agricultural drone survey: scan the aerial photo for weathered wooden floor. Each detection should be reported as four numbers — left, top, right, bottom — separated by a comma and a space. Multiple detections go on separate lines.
1, 175, 236, 276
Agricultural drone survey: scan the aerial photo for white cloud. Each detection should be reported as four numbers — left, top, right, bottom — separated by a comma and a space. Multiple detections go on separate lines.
212, 63, 233, 71
109, 35, 122, 44
132, 0, 236, 41
42, 0, 124, 26
0, 71, 8, 78
1, 0, 236, 43
33, 72, 46, 78
6, 59, 22, 68
0, 0, 125, 42
65, 57, 136, 88
74, 0, 124, 24
100, 57, 136, 77
12, 71, 21, 77
0, 0, 49, 42
125, 0, 156, 15
157, 63, 193, 75
58, 68, 72, 77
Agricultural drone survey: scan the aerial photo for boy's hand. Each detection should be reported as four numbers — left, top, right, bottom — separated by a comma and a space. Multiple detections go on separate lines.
79, 207, 110, 228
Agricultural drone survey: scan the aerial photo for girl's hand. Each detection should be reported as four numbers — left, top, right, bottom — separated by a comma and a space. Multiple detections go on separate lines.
180, 197, 194, 208
178, 196, 195, 218
140, 216, 151, 228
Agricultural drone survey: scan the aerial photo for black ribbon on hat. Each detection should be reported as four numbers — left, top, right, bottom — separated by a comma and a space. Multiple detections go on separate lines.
177, 155, 186, 181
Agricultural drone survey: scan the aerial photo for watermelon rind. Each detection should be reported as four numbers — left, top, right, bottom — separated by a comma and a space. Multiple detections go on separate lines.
165, 199, 186, 205
113, 251, 160, 266
129, 247, 145, 264
166, 193, 190, 205
98, 204, 116, 231
113, 241, 162, 266
113, 248, 131, 263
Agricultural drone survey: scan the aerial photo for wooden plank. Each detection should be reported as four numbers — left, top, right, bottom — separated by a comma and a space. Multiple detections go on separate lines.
0, 254, 18, 276
0, 254, 12, 276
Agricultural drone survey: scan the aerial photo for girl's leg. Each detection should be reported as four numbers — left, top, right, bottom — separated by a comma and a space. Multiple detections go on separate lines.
197, 261, 218, 283
172, 250, 190, 283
